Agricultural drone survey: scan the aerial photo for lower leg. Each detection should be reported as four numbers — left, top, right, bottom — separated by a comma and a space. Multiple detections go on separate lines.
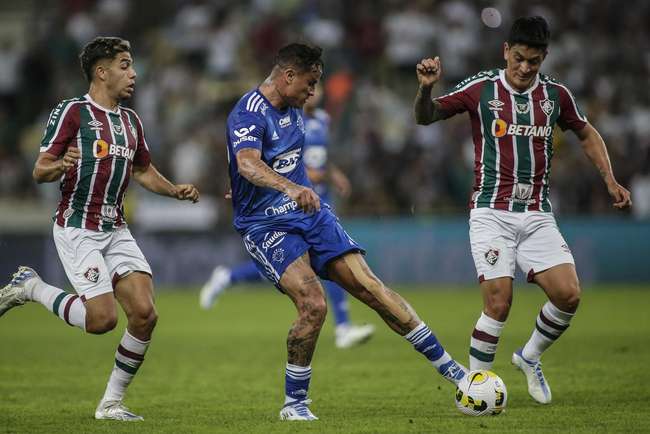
323, 280, 350, 327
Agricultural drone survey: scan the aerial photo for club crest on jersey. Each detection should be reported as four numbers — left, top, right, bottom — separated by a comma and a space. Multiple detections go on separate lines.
515, 102, 530, 114
272, 248, 285, 263
488, 99, 504, 111
88, 119, 103, 131
485, 248, 500, 266
84, 266, 100, 283
540, 99, 555, 117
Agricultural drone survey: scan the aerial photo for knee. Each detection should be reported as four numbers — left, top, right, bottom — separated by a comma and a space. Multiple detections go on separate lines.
559, 281, 581, 312
299, 296, 327, 327
86, 311, 118, 334
484, 294, 511, 321
129, 305, 158, 334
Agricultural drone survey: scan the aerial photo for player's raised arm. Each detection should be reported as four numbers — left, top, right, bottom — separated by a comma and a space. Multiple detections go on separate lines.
414, 56, 445, 125
236, 147, 320, 213
575, 122, 632, 209
132, 163, 199, 203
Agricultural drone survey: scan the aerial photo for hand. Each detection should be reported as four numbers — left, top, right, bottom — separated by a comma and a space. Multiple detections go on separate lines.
416, 57, 442, 88
606, 180, 632, 209
224, 188, 232, 200
60, 147, 80, 172
286, 185, 320, 214
175, 184, 200, 203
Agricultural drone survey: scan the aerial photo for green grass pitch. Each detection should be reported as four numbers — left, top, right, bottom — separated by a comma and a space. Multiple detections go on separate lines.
1, 284, 649, 433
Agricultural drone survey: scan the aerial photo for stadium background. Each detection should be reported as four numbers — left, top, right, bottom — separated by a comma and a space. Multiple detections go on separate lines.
0, 0, 648, 286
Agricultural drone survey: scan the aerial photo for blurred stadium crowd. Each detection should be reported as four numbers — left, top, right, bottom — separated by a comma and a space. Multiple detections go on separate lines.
1, 0, 649, 223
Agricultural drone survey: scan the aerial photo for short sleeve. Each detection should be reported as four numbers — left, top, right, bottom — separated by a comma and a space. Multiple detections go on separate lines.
125, 109, 151, 168
40, 101, 80, 157
556, 85, 588, 132
229, 111, 266, 152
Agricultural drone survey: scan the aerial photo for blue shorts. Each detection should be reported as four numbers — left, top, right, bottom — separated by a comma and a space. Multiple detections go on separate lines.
241, 207, 364, 290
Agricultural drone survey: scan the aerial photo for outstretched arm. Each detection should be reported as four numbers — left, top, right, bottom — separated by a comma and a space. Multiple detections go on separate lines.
575, 122, 631, 209
237, 148, 320, 213
414, 57, 446, 125
132, 163, 199, 203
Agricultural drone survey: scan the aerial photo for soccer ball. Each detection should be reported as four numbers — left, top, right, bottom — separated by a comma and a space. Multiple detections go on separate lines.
455, 370, 507, 416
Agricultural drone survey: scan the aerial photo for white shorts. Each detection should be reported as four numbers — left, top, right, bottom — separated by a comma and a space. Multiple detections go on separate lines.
469, 208, 574, 283
53, 224, 152, 300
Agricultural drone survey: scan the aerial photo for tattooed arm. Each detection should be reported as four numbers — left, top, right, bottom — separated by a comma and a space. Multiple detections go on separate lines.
414, 56, 446, 125
236, 148, 320, 213
575, 122, 631, 209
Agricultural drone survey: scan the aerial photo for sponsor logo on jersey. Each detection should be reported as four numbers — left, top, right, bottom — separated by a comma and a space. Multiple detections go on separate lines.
488, 99, 504, 111
112, 123, 123, 135
233, 125, 258, 146
279, 115, 292, 128
264, 200, 298, 216
272, 248, 285, 263
510, 183, 536, 205
93, 139, 135, 160
62, 208, 74, 219
540, 99, 555, 117
491, 119, 552, 138
515, 102, 530, 114
101, 204, 118, 222
262, 231, 287, 251
88, 119, 103, 131
272, 149, 301, 174
84, 266, 100, 283
485, 248, 500, 266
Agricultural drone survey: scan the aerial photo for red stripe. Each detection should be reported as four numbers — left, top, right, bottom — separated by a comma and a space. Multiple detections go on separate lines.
117, 344, 145, 361
63, 295, 79, 326
472, 328, 499, 344
528, 85, 547, 211
494, 82, 514, 210
86, 108, 115, 230
55, 105, 81, 226
539, 309, 569, 331
469, 84, 486, 208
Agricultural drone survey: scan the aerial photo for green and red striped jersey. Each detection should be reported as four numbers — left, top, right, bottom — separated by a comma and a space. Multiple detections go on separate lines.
435, 69, 587, 212
40, 94, 151, 231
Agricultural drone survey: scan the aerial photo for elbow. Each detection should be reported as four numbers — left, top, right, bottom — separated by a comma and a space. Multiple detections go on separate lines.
415, 116, 432, 126
33, 168, 46, 184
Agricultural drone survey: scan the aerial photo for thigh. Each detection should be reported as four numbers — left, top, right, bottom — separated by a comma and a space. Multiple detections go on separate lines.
104, 228, 152, 283
278, 252, 326, 305
242, 229, 310, 290
517, 213, 575, 282
469, 209, 517, 282
53, 224, 113, 301
114, 271, 156, 318
305, 208, 365, 279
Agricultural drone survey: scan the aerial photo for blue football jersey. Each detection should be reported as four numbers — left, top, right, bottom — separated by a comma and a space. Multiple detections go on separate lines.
226, 89, 312, 233
302, 108, 330, 201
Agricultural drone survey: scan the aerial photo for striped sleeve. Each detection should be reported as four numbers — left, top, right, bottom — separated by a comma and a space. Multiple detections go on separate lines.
125, 108, 151, 168
434, 75, 486, 119
555, 84, 587, 132
40, 100, 80, 156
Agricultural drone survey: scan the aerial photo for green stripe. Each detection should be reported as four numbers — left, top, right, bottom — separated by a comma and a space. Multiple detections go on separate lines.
101, 114, 127, 232
540, 86, 561, 212
68, 105, 95, 228
512, 94, 532, 212
52, 292, 67, 316
476, 81, 498, 207
469, 347, 495, 362
115, 359, 139, 375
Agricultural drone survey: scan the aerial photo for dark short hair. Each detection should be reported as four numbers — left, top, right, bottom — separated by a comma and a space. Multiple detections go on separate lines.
79, 37, 131, 82
508, 16, 550, 50
274, 43, 323, 73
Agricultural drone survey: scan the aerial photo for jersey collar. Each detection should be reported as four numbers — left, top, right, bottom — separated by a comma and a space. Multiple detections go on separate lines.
84, 93, 121, 115
498, 69, 540, 95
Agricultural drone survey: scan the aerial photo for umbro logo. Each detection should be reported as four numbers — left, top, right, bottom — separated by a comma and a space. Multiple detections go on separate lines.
488, 99, 504, 111
88, 119, 103, 131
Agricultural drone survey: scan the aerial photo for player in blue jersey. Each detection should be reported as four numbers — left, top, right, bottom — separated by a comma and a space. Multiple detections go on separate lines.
224, 43, 467, 421
200, 85, 375, 349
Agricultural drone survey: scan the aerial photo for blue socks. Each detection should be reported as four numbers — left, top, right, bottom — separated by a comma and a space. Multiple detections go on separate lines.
323, 280, 350, 326
285, 363, 311, 404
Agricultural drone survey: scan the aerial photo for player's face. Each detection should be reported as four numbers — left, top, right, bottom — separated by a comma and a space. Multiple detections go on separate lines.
303, 83, 323, 111
105, 52, 137, 100
285, 65, 322, 108
503, 43, 546, 92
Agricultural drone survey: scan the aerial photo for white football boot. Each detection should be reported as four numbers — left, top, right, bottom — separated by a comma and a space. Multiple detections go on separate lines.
95, 399, 144, 421
199, 266, 231, 310
335, 323, 376, 349
279, 399, 318, 421
0, 266, 40, 317
512, 348, 552, 404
